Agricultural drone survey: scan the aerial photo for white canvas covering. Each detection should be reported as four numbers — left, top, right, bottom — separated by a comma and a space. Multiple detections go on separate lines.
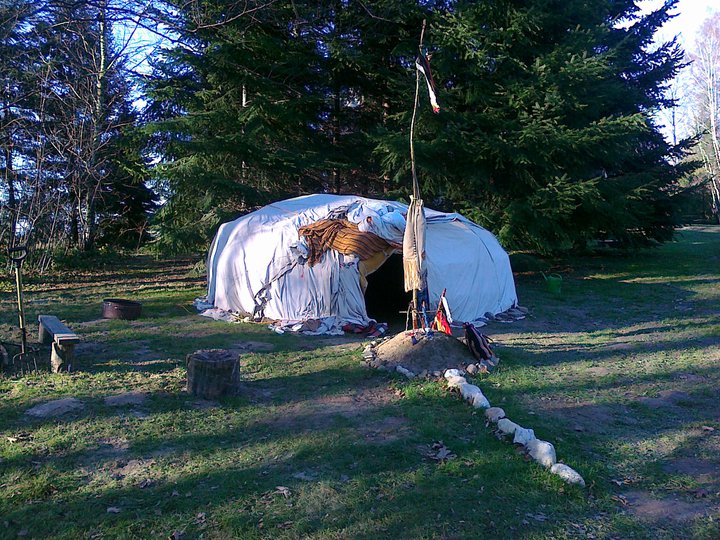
206, 194, 517, 326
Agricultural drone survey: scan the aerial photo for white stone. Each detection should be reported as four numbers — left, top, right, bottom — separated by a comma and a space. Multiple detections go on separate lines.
459, 382, 480, 402
497, 418, 520, 436
445, 375, 467, 388
550, 463, 585, 487
527, 439, 556, 468
444, 369, 464, 379
396, 365, 415, 379
485, 407, 506, 423
471, 391, 491, 409
26, 398, 84, 418
513, 426, 536, 446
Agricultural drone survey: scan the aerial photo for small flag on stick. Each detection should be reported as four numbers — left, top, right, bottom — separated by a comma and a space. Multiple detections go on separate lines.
415, 51, 440, 113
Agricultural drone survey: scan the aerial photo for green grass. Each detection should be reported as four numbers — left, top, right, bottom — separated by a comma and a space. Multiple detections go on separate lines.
0, 227, 719, 539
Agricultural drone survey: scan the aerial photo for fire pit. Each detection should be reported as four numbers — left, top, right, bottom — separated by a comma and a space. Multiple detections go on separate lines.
102, 299, 142, 320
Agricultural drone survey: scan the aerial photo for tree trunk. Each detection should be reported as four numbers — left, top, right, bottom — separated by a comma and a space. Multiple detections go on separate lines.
186, 349, 240, 399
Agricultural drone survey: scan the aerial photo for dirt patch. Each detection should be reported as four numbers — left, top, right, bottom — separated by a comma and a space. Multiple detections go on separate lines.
602, 342, 636, 352
266, 381, 401, 432
676, 373, 708, 383
374, 332, 474, 374
623, 491, 718, 522
191, 398, 221, 409
81, 437, 130, 473
357, 416, 410, 443
26, 397, 84, 418
296, 336, 366, 352
109, 458, 155, 480
75, 342, 110, 357
130, 342, 156, 360
586, 366, 612, 377
662, 457, 720, 488
226, 341, 276, 355
104, 391, 148, 407
93, 437, 130, 458
636, 390, 696, 409
538, 401, 634, 434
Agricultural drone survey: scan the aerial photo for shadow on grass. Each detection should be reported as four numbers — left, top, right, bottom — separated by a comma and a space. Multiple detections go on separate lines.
0, 368, 591, 540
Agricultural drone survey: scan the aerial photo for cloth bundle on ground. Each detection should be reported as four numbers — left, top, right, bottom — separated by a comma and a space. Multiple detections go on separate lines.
464, 323, 498, 367
205, 194, 518, 333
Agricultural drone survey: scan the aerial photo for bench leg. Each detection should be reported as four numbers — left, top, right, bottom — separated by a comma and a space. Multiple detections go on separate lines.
39, 323, 53, 345
51, 343, 75, 373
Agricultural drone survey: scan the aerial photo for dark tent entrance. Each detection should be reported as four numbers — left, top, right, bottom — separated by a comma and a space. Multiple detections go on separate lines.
364, 253, 411, 328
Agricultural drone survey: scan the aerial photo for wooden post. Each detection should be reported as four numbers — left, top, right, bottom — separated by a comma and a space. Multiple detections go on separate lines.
186, 349, 240, 399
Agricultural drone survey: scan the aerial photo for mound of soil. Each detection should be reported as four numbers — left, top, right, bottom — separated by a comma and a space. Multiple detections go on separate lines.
373, 331, 475, 375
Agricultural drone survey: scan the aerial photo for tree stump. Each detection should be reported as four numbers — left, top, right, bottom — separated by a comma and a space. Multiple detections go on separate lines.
186, 349, 240, 399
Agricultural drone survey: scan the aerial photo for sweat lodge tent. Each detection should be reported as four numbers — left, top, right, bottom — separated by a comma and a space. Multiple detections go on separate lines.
206, 194, 517, 330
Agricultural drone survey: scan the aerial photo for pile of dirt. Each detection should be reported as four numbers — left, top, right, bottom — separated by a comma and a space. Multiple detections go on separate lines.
371, 331, 475, 376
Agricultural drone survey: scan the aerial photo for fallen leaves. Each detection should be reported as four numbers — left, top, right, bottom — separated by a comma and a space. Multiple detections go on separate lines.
610, 477, 639, 487
6, 433, 31, 444
260, 486, 293, 505
137, 478, 154, 489
274, 486, 291, 499
427, 441, 456, 463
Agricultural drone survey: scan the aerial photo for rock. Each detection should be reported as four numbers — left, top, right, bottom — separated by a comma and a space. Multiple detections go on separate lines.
459, 382, 481, 402
483, 312, 496, 321
527, 439, 556, 468
444, 369, 464, 379
396, 365, 415, 379
26, 398, 83, 418
432, 371, 442, 378
485, 407, 506, 423
472, 391, 491, 409
497, 418, 520, 436
104, 392, 147, 407
550, 463, 585, 487
418, 370, 428, 379
516, 306, 529, 314
445, 375, 467, 388
458, 382, 490, 408
466, 363, 479, 375
513, 426, 536, 446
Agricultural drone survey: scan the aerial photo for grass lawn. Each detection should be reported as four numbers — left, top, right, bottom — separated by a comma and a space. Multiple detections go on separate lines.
0, 225, 718, 539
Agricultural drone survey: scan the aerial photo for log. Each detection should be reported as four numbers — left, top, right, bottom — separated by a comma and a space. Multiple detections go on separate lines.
186, 349, 240, 399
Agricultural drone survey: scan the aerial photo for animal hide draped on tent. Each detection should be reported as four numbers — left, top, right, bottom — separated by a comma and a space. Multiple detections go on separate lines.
206, 194, 518, 328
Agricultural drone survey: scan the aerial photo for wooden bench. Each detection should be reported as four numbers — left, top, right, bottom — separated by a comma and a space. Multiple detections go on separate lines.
38, 315, 80, 373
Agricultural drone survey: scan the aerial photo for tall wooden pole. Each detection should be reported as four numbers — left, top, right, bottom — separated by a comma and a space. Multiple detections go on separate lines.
409, 20, 426, 327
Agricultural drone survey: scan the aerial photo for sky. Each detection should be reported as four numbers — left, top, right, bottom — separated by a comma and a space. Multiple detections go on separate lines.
639, 0, 720, 48
637, 0, 720, 141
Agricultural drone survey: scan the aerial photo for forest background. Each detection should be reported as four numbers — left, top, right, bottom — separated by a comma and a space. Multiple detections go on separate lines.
1, 0, 720, 271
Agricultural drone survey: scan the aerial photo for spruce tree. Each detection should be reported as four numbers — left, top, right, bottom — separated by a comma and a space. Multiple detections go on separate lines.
379, 0, 693, 252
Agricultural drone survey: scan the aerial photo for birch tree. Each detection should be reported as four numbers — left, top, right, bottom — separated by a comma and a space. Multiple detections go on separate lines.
687, 13, 720, 222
